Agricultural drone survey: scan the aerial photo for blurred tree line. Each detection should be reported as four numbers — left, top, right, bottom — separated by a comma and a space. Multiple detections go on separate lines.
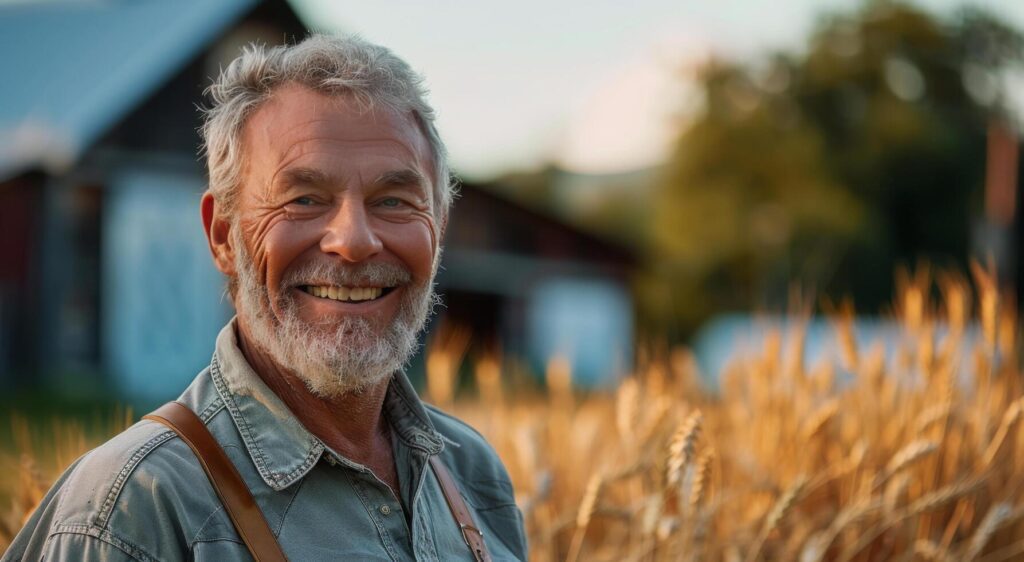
625, 1, 1024, 338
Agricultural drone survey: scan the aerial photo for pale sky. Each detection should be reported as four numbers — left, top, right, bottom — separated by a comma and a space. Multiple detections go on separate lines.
292, 0, 1024, 179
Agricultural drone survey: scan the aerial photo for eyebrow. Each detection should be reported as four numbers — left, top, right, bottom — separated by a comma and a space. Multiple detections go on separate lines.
279, 166, 332, 188
374, 168, 428, 191
277, 166, 428, 193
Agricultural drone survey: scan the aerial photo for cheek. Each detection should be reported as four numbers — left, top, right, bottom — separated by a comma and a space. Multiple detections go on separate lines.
238, 208, 289, 283
258, 221, 322, 290
377, 214, 437, 278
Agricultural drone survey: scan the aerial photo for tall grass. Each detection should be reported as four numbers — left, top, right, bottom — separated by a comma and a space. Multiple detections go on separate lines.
3, 265, 1022, 561
442, 265, 1022, 561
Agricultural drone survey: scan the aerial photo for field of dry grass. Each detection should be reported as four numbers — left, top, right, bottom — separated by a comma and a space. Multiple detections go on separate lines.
3, 265, 1023, 561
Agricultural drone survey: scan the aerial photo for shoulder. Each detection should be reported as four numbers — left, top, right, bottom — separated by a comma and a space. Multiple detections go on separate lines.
6, 412, 230, 561
56, 418, 198, 529
423, 404, 516, 501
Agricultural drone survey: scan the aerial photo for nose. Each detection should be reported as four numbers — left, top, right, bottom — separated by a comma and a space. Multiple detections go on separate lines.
319, 200, 384, 262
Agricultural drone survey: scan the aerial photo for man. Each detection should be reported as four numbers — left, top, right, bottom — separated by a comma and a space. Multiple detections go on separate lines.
4, 35, 527, 561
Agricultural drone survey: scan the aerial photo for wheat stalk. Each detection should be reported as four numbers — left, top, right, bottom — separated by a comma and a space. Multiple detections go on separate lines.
915, 539, 951, 562
667, 410, 703, 486
915, 401, 953, 433
616, 378, 640, 440
964, 502, 1013, 560
566, 472, 602, 562
874, 439, 938, 488
981, 399, 1023, 467
801, 399, 839, 440
746, 475, 809, 562
799, 500, 881, 562
690, 448, 715, 513
899, 477, 987, 521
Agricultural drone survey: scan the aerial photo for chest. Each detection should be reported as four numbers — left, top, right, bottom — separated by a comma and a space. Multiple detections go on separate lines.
269, 461, 485, 561
195, 446, 522, 560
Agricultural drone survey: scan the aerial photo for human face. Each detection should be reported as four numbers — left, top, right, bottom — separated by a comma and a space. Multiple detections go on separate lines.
228, 84, 441, 395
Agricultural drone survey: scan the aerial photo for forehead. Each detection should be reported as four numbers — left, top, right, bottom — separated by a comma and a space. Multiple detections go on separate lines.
241, 83, 433, 179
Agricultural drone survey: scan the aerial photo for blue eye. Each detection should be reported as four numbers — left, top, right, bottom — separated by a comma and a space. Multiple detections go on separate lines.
293, 196, 315, 206
379, 197, 403, 208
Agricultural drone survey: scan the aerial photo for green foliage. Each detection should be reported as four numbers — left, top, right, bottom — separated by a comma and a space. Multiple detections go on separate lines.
648, 2, 1023, 336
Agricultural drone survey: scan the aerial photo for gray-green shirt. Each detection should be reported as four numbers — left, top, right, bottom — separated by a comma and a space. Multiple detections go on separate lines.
3, 322, 527, 561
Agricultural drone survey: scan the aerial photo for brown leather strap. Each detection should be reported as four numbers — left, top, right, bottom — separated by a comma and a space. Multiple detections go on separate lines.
144, 402, 288, 562
430, 455, 493, 562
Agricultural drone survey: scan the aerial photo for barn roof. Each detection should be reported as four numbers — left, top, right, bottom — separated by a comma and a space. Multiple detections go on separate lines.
0, 0, 258, 179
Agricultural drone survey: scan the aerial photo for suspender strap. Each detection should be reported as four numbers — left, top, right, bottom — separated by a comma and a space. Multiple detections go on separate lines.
429, 456, 493, 562
144, 402, 289, 562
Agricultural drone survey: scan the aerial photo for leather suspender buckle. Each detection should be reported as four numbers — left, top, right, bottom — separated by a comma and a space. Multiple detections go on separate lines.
460, 523, 484, 546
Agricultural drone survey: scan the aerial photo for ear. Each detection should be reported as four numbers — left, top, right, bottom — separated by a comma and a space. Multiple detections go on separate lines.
201, 191, 236, 277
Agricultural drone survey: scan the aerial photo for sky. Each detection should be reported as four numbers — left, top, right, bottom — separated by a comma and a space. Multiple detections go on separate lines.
292, 0, 1024, 180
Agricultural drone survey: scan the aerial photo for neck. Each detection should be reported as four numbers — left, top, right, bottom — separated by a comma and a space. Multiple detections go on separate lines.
234, 319, 392, 464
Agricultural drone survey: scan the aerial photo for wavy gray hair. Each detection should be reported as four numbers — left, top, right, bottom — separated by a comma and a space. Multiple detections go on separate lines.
200, 34, 453, 221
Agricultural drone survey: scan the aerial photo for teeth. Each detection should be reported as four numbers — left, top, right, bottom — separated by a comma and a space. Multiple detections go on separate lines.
305, 285, 386, 302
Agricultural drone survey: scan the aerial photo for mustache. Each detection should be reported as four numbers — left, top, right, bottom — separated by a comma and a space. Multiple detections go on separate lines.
281, 259, 412, 288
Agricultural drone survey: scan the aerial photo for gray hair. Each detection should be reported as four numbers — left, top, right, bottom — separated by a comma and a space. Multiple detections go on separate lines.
200, 34, 453, 221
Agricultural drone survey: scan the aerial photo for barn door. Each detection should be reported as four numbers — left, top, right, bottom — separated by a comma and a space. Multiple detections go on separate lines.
103, 169, 230, 401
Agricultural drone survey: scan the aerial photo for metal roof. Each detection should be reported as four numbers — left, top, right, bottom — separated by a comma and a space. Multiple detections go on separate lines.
0, 0, 259, 178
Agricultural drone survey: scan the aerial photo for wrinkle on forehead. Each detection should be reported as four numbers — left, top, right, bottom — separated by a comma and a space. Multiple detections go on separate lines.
247, 86, 431, 169
275, 137, 421, 168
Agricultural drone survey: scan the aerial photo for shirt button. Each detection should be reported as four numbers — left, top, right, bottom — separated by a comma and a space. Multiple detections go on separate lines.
380, 504, 392, 516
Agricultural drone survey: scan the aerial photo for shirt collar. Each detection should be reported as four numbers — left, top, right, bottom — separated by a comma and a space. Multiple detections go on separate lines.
210, 319, 444, 491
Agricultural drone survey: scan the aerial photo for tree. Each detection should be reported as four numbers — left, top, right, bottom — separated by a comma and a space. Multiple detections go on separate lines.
648, 2, 1024, 336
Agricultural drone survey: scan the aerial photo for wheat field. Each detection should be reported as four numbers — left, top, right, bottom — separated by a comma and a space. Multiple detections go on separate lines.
3, 264, 1023, 561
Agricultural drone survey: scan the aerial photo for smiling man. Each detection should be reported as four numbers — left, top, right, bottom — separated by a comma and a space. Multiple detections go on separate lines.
4, 36, 527, 561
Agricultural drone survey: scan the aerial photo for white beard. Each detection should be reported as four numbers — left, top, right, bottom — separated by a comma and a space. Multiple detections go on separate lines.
231, 228, 439, 397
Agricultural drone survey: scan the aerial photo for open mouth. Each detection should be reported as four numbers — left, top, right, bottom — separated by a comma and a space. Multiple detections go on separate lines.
300, 285, 396, 303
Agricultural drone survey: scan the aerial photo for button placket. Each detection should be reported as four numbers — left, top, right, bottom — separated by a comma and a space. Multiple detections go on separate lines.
355, 474, 420, 558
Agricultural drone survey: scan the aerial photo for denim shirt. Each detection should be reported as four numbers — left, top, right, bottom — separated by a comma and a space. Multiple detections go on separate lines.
3, 322, 527, 561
